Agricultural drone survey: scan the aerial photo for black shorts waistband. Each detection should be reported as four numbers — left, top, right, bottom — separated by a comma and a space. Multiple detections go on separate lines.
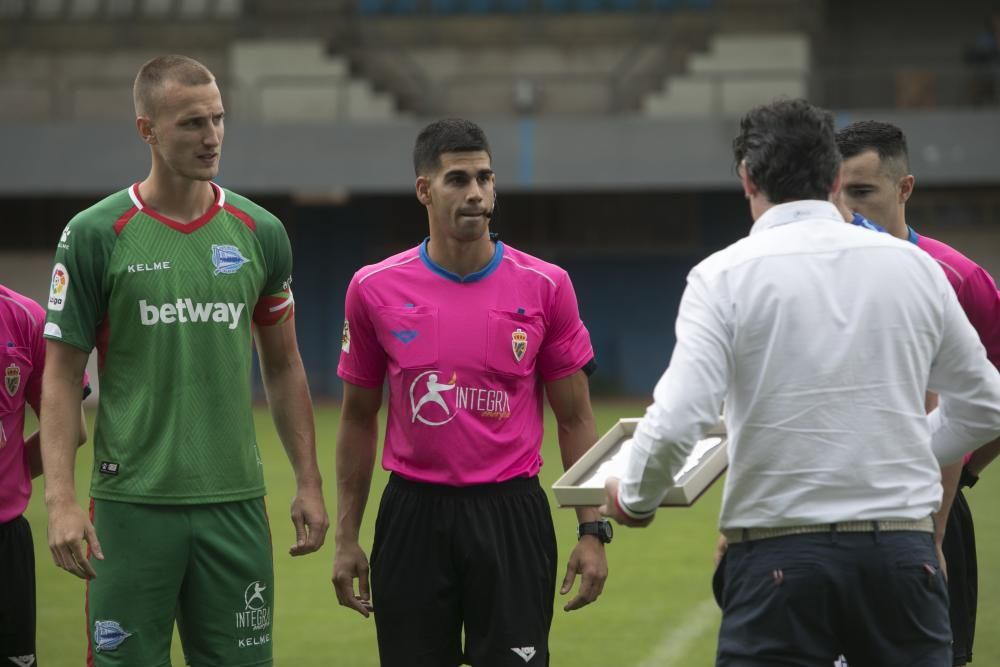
387, 472, 541, 497
0, 514, 28, 531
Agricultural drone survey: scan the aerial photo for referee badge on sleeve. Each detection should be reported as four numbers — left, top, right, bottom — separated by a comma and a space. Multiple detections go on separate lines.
512, 328, 527, 362
342, 320, 351, 353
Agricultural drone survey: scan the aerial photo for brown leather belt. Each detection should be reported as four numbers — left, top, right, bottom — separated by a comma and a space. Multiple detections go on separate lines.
722, 516, 934, 544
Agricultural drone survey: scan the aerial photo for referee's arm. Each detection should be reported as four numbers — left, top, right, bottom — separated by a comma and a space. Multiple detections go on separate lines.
332, 381, 381, 618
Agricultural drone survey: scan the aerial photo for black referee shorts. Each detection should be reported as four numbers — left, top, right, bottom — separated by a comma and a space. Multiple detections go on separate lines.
942, 489, 977, 666
0, 515, 37, 665
370, 474, 557, 667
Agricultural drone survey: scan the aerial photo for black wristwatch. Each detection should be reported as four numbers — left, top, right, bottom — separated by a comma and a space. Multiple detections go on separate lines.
577, 520, 613, 544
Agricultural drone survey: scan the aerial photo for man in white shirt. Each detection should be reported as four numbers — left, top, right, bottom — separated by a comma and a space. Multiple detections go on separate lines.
600, 99, 1000, 667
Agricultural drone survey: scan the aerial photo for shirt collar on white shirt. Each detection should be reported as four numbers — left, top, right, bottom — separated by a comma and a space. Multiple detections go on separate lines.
750, 200, 844, 235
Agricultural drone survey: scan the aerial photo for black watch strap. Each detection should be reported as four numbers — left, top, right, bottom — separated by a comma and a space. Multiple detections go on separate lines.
577, 520, 613, 544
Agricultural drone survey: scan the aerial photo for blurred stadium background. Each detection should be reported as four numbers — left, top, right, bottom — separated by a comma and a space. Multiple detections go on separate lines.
2, 0, 1000, 664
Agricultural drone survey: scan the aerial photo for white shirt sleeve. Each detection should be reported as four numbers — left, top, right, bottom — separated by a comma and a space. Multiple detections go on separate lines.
927, 272, 1000, 464
618, 267, 732, 516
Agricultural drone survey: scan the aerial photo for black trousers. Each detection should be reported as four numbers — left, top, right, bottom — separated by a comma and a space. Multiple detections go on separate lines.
942, 490, 977, 665
0, 515, 37, 664
370, 474, 556, 667
716, 530, 951, 667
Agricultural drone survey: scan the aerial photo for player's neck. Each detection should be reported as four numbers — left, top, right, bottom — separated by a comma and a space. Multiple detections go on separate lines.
138, 171, 216, 224
885, 214, 909, 241
425, 234, 495, 278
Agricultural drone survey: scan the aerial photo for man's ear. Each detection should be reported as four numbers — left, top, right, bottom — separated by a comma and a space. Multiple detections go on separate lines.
137, 116, 156, 145
899, 174, 915, 204
739, 162, 758, 199
415, 176, 432, 206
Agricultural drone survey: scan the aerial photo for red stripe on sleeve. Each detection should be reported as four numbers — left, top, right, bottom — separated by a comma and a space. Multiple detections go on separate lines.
113, 206, 140, 236
224, 203, 257, 232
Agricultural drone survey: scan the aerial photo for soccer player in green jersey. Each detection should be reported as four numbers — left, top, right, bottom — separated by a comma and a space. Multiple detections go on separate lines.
39, 55, 328, 666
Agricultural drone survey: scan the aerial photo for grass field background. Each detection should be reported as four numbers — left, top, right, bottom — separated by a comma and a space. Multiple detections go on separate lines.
25, 401, 1000, 665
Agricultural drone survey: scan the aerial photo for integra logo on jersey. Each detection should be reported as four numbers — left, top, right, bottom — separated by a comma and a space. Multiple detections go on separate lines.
138, 300, 245, 330
212, 244, 250, 275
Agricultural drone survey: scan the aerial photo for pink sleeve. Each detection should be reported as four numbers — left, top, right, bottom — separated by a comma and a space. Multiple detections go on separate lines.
955, 266, 1000, 370
337, 275, 386, 388
537, 272, 594, 381
25, 301, 46, 416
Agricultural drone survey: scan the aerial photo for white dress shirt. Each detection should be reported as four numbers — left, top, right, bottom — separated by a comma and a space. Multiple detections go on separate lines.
618, 200, 1000, 528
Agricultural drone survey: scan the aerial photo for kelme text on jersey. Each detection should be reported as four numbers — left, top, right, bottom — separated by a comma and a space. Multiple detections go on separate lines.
138, 299, 245, 330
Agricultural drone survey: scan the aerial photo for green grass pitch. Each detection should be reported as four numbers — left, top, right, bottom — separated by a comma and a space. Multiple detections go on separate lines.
25, 402, 1000, 665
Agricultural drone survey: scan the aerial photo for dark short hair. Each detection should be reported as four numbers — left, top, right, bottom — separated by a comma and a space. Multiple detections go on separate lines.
413, 118, 492, 176
134, 54, 214, 117
835, 120, 910, 177
732, 99, 841, 203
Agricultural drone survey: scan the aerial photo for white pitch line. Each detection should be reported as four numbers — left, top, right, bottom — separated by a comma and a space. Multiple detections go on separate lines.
636, 598, 720, 667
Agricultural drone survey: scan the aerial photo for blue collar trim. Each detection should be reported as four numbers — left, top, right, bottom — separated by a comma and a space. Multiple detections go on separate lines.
907, 225, 920, 245
419, 238, 505, 283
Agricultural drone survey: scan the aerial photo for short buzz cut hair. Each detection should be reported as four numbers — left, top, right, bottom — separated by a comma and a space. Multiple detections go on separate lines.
413, 118, 492, 176
732, 98, 841, 204
133, 54, 215, 117
835, 120, 911, 179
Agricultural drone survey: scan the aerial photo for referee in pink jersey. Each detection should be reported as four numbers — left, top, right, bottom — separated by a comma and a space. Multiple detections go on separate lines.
332, 119, 609, 666
0, 284, 88, 665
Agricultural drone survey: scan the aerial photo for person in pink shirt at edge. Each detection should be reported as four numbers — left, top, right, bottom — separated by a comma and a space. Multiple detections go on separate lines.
837, 120, 1000, 667
332, 118, 609, 667
0, 284, 89, 666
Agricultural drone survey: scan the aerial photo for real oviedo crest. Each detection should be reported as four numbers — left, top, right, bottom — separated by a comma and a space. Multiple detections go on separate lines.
4, 363, 20, 397
511, 328, 528, 363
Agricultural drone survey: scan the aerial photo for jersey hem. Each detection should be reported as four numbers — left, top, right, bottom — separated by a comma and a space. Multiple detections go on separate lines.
338, 369, 383, 388
89, 487, 266, 505
42, 333, 93, 354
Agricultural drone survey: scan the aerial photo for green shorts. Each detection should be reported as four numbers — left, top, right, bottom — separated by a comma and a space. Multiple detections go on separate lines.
87, 498, 274, 667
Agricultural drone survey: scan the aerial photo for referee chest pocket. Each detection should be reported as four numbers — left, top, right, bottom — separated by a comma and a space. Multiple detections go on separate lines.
373, 305, 438, 369
0, 346, 33, 414
486, 310, 542, 377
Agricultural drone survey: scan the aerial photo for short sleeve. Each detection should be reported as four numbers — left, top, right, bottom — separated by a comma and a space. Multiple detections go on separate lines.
336, 275, 386, 388
44, 218, 112, 353
252, 219, 295, 326
955, 266, 1000, 370
24, 298, 47, 416
536, 271, 594, 381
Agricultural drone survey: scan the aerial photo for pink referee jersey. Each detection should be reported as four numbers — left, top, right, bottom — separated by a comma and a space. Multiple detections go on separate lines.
911, 228, 1000, 369
0, 285, 47, 523
338, 240, 594, 486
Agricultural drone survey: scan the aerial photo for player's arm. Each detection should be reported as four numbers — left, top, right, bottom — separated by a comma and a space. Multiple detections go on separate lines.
546, 369, 608, 612
332, 380, 381, 618
255, 318, 329, 556
967, 437, 1000, 478
25, 405, 87, 479
40, 340, 102, 579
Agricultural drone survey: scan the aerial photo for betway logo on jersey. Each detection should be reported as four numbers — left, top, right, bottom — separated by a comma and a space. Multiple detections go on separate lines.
138, 299, 245, 330
409, 370, 512, 426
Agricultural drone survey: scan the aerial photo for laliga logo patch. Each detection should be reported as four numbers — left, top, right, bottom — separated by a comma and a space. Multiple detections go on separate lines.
212, 244, 250, 275
511, 328, 528, 362
48, 263, 68, 311
93, 620, 133, 652
4, 363, 20, 397
341, 320, 351, 353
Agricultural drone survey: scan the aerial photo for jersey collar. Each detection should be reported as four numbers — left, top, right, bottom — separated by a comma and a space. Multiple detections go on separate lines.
128, 182, 224, 234
419, 237, 505, 283
906, 225, 920, 245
